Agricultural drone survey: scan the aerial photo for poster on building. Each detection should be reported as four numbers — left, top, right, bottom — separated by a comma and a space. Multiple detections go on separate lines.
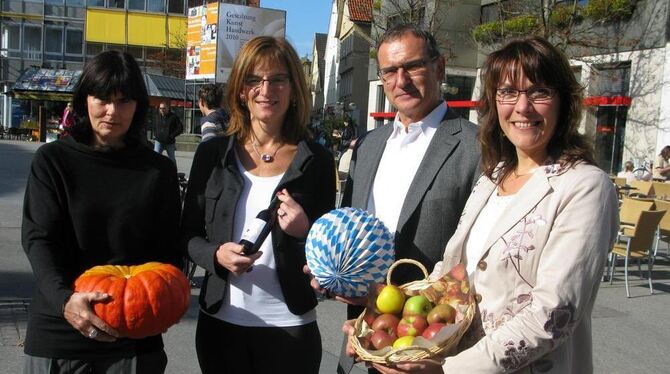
216, 4, 286, 83
186, 3, 219, 80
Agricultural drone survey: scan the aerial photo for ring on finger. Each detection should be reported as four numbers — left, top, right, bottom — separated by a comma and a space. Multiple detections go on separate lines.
278, 209, 287, 218
88, 328, 99, 339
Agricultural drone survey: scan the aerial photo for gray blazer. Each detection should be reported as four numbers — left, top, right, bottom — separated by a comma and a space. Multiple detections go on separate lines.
342, 107, 481, 285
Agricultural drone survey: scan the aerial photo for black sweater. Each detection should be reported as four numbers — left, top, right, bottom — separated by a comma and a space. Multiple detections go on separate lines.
22, 136, 182, 359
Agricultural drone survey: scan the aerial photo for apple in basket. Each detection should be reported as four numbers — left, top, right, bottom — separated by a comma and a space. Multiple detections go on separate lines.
402, 295, 433, 318
421, 323, 446, 340
371, 314, 400, 349
376, 285, 405, 315
427, 304, 456, 324
393, 336, 415, 349
397, 315, 428, 337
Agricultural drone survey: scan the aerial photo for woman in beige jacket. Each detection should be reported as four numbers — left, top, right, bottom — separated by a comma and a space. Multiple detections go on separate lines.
354, 36, 619, 374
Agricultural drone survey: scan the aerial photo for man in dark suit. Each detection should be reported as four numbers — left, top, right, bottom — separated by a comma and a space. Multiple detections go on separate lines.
335, 24, 481, 373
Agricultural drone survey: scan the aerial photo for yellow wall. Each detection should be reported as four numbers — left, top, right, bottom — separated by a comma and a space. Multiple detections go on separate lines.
168, 16, 187, 48
128, 13, 165, 47
86, 9, 187, 48
86, 9, 126, 44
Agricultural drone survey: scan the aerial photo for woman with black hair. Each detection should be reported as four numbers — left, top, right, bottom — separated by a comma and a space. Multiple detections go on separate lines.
22, 50, 182, 373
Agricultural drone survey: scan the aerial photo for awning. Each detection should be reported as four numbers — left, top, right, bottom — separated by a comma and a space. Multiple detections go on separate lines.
7, 67, 191, 102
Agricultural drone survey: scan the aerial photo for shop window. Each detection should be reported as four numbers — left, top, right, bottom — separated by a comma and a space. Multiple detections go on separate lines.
443, 75, 475, 119
128, 0, 145, 10
66, 0, 85, 6
147, 0, 165, 12
66, 29, 84, 55
88, 0, 104, 6
168, 0, 184, 14
23, 25, 42, 60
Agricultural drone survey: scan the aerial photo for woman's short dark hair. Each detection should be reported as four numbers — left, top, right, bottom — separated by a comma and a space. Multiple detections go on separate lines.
70, 50, 149, 146
478, 36, 594, 181
375, 24, 441, 62
224, 36, 310, 143
660, 146, 670, 159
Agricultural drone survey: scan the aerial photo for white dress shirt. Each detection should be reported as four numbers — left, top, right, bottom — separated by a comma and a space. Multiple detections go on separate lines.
367, 103, 447, 234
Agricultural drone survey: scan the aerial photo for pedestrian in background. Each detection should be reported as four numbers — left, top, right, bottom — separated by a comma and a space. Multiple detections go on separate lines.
197, 83, 228, 143
181, 36, 335, 374
154, 102, 183, 164
653, 145, 670, 181
22, 50, 181, 374
59, 102, 75, 137
352, 35, 619, 374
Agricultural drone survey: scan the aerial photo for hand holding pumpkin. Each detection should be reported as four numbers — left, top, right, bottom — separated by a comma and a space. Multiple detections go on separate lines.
63, 291, 120, 342
216, 242, 262, 275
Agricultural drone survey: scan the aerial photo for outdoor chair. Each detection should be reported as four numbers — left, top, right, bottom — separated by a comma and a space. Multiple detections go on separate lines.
619, 197, 655, 236
608, 209, 665, 297
652, 181, 670, 199
628, 180, 654, 198
654, 199, 670, 256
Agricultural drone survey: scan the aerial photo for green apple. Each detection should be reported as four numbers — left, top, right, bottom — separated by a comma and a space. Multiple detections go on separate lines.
376, 285, 405, 315
402, 295, 433, 317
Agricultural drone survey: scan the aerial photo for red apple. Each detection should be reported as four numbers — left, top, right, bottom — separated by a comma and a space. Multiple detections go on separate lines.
421, 323, 446, 340
363, 312, 377, 328
371, 313, 400, 335
402, 295, 433, 317
370, 330, 396, 349
397, 315, 428, 337
426, 304, 456, 324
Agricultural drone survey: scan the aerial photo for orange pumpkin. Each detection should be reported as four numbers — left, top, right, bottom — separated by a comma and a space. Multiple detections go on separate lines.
74, 262, 190, 339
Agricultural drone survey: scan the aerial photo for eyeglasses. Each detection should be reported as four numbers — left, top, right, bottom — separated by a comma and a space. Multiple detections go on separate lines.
378, 57, 438, 85
244, 74, 290, 89
495, 87, 555, 104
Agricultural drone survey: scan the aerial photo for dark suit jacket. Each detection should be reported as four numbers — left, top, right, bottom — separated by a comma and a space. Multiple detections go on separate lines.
342, 107, 481, 288
181, 135, 336, 315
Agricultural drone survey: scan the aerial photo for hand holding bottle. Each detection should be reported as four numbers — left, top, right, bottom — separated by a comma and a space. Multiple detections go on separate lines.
276, 189, 310, 238
215, 242, 262, 275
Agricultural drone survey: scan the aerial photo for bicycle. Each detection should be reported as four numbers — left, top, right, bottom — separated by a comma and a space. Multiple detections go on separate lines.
178, 172, 199, 287
632, 159, 652, 181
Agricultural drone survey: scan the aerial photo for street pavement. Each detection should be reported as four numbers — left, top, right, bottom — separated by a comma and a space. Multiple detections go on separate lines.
1, 139, 670, 373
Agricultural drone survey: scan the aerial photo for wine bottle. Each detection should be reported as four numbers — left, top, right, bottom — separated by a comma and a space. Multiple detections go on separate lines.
239, 195, 281, 255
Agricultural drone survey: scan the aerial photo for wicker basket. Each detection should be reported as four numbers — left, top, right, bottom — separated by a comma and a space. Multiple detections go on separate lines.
349, 259, 476, 365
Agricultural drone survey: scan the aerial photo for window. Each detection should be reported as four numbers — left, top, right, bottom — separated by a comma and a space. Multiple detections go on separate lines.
88, 0, 104, 6
168, 0, 184, 14
45, 26, 64, 54
590, 62, 631, 96
128, 0, 144, 10
110, 0, 125, 9
66, 29, 83, 55
23, 25, 42, 60
66, 0, 85, 6
126, 45, 144, 61
147, 0, 165, 12
1, 23, 21, 51
86, 42, 104, 57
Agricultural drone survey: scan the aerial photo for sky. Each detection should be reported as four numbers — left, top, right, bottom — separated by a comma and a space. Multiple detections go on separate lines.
260, 0, 333, 59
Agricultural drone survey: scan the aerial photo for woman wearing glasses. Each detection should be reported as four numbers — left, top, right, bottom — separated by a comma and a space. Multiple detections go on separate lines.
181, 36, 335, 374
353, 36, 619, 374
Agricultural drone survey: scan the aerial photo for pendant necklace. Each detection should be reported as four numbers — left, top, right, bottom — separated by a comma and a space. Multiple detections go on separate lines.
251, 136, 283, 163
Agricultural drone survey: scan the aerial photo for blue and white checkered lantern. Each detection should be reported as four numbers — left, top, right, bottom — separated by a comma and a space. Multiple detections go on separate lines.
305, 207, 394, 297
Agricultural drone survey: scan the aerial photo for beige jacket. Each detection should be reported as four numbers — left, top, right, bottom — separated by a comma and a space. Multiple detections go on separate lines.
433, 162, 619, 373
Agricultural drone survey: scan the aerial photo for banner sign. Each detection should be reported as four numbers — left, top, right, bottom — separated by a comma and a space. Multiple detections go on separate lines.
186, 3, 219, 80
215, 4, 286, 83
